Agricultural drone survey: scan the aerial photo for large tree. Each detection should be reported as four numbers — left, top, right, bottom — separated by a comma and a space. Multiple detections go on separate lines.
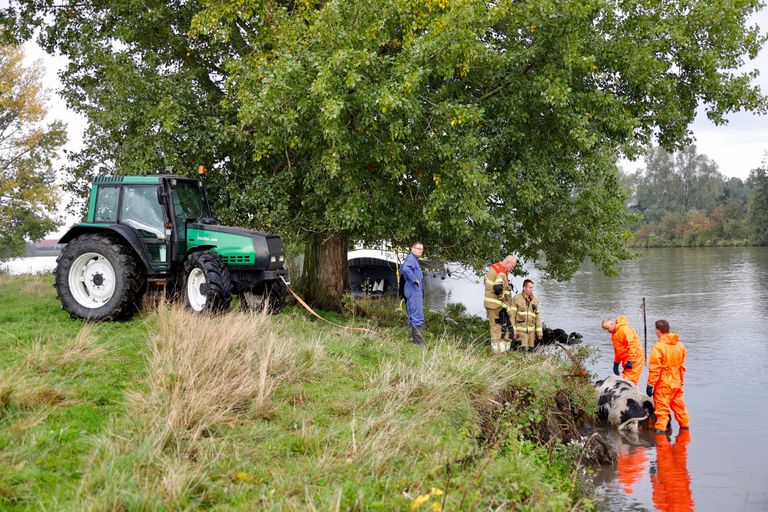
747, 164, 768, 245
0, 43, 67, 261
632, 145, 726, 222
3, 0, 766, 307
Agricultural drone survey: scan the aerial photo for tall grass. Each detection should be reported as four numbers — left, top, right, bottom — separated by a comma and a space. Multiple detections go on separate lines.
24, 323, 109, 373
139, 304, 313, 452
1, 275, 598, 510
79, 304, 324, 508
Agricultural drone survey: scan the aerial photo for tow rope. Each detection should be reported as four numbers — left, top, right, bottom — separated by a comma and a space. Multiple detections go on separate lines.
279, 276, 379, 336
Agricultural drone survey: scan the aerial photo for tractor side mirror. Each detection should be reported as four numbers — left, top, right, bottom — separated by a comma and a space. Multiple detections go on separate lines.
157, 186, 168, 205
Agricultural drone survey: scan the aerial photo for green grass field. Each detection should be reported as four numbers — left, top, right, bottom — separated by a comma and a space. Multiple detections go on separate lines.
0, 273, 598, 511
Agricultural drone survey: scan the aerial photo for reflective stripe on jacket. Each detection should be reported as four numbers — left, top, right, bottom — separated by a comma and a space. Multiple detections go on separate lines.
648, 333, 686, 390
510, 292, 542, 335
483, 262, 511, 311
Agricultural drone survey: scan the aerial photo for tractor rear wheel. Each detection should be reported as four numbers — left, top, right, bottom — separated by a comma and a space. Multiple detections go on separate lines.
183, 251, 233, 313
54, 233, 145, 321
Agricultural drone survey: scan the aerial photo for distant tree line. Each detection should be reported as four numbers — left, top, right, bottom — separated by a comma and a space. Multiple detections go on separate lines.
624, 146, 768, 247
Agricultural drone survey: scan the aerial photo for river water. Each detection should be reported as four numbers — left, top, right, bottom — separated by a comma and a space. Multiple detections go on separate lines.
7, 250, 768, 509
0, 256, 58, 275
428, 247, 768, 511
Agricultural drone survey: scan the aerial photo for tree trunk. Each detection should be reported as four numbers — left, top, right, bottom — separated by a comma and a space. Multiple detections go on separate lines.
301, 233, 349, 311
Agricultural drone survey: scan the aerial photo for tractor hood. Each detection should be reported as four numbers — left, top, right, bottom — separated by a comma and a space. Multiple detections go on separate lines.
186, 224, 285, 271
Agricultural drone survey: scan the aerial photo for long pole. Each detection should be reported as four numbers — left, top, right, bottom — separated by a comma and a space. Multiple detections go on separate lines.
642, 297, 648, 360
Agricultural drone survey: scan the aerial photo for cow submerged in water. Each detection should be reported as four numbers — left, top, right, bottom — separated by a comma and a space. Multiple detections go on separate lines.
595, 375, 655, 433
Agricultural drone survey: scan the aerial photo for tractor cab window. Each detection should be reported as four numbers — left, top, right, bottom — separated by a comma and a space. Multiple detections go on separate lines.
94, 186, 119, 222
120, 185, 166, 240
171, 180, 211, 237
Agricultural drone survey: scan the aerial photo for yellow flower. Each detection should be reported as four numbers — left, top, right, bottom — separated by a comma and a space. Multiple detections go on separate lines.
410, 494, 431, 510
430, 487, 445, 496
431, 502, 442, 511
235, 471, 253, 482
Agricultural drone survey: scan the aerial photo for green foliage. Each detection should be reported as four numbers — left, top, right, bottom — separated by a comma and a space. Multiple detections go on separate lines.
626, 145, 757, 247
4, 0, 766, 281
747, 165, 768, 245
0, 45, 67, 261
631, 145, 727, 222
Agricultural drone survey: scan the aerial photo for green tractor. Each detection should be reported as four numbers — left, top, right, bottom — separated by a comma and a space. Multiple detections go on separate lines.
54, 175, 288, 321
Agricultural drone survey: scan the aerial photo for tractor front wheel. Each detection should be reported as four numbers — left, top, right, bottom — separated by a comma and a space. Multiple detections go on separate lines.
54, 233, 145, 321
183, 251, 233, 313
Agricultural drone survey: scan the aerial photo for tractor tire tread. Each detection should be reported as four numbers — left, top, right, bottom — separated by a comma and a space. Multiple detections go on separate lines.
54, 233, 146, 321
183, 251, 233, 312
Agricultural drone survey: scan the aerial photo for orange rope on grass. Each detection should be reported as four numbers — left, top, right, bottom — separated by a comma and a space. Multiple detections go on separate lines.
280, 277, 379, 336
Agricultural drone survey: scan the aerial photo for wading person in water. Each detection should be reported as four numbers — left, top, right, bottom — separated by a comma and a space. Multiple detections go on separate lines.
646, 319, 690, 434
601, 316, 644, 384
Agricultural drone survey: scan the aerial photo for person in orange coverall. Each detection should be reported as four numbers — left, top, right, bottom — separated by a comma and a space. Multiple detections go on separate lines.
601, 315, 644, 384
652, 429, 695, 511
646, 319, 690, 433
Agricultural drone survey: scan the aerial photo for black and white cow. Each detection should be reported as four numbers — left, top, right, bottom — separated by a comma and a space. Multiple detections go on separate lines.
595, 375, 655, 432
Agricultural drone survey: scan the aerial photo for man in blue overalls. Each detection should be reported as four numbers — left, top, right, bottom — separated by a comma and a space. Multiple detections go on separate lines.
400, 241, 425, 346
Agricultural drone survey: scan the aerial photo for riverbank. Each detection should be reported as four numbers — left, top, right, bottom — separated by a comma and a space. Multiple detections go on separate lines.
0, 274, 605, 510
629, 238, 754, 248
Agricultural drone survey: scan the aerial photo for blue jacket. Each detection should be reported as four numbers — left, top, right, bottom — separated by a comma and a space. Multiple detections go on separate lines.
400, 252, 424, 300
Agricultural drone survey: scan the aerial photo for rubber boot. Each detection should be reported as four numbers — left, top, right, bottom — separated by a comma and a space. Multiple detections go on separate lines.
412, 326, 426, 346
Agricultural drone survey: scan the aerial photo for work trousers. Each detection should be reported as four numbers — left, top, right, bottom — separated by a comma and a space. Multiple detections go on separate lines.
622, 359, 644, 385
486, 307, 513, 354
516, 329, 536, 349
404, 288, 424, 328
653, 385, 690, 431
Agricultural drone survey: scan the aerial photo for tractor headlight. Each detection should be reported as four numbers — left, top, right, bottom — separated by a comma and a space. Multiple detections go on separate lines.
278, 255, 285, 262
270, 256, 277, 263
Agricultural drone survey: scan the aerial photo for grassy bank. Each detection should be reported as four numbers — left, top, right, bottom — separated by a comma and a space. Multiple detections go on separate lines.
1, 274, 599, 510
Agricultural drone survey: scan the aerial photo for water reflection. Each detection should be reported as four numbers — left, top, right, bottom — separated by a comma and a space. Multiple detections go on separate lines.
652, 430, 694, 512
596, 429, 694, 512
617, 442, 649, 496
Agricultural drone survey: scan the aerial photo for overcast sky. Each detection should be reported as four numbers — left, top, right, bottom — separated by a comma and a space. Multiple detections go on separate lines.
18, 6, 768, 184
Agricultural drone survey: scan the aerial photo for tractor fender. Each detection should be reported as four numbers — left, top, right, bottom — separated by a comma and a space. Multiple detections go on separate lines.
184, 244, 217, 258
58, 224, 153, 271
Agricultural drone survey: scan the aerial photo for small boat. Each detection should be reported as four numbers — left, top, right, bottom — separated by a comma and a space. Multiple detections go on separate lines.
348, 249, 449, 298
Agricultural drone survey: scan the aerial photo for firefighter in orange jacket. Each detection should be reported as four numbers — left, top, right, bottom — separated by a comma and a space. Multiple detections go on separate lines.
483, 256, 517, 354
601, 316, 644, 384
646, 319, 690, 433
